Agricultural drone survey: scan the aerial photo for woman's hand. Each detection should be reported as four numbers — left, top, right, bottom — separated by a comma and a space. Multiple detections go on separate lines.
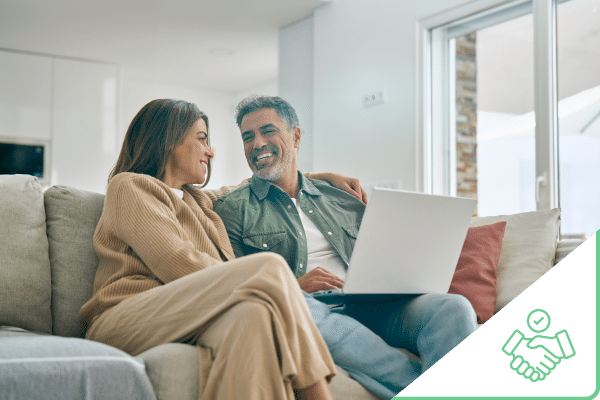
310, 172, 368, 203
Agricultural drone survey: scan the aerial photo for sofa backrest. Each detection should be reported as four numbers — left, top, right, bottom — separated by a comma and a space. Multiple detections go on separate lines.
44, 185, 105, 338
0, 174, 52, 334
0, 174, 585, 337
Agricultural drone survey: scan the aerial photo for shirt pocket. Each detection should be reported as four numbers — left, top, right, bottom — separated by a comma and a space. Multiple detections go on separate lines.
242, 231, 288, 252
340, 224, 360, 261
341, 224, 359, 239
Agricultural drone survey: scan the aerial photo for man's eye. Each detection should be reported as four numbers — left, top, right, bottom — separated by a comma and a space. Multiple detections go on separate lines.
243, 135, 253, 142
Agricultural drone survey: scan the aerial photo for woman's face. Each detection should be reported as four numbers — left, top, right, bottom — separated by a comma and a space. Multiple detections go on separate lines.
163, 118, 214, 189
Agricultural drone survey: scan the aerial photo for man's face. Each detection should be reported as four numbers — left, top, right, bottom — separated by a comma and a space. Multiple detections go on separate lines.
240, 108, 300, 182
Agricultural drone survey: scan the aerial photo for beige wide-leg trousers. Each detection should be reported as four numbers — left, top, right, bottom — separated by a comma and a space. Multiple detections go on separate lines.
86, 252, 336, 400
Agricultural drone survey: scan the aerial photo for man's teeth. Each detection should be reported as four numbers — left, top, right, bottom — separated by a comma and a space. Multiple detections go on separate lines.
256, 153, 273, 161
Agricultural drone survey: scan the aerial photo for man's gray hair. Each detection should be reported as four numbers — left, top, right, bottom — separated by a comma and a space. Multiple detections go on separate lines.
235, 95, 299, 131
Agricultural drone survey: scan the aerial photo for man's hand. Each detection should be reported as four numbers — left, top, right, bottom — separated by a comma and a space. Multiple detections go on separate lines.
310, 173, 368, 204
297, 267, 345, 293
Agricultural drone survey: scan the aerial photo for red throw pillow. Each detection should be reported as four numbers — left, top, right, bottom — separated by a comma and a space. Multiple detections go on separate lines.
448, 221, 507, 324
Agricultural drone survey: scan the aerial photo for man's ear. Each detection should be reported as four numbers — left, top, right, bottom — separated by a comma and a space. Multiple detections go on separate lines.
293, 127, 301, 149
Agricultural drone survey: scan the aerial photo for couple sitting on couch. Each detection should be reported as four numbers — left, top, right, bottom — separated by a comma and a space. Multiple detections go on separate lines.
80, 95, 478, 400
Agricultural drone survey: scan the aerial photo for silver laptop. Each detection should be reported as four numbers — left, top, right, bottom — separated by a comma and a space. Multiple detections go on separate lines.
312, 188, 476, 304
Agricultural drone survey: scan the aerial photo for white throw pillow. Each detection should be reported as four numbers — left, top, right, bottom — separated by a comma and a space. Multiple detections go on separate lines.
470, 208, 560, 313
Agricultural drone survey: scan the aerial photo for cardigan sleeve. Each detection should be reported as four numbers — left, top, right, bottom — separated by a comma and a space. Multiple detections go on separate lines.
104, 174, 223, 284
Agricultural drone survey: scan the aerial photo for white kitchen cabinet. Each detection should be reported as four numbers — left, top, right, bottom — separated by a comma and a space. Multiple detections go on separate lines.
0, 51, 52, 141
51, 58, 118, 193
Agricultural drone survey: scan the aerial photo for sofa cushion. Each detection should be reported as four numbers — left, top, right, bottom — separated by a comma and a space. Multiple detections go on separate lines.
329, 365, 383, 399
137, 343, 199, 400
448, 221, 507, 323
44, 185, 105, 337
470, 208, 560, 313
0, 326, 155, 400
138, 342, 383, 400
0, 175, 52, 334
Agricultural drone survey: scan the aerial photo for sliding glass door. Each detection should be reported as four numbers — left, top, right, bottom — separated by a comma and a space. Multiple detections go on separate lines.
458, 12, 536, 217
556, 0, 600, 239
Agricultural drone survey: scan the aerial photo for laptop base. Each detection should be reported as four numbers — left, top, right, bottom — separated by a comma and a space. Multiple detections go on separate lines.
312, 291, 418, 305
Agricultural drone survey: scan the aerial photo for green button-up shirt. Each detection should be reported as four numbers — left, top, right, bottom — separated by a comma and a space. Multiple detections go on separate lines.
214, 172, 366, 278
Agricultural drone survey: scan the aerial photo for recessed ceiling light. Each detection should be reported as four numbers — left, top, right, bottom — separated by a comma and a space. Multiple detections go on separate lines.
209, 48, 235, 56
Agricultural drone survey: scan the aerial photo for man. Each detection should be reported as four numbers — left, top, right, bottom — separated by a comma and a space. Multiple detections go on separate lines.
214, 95, 478, 399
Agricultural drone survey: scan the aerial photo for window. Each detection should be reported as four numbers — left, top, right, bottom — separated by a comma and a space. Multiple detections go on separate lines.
417, 0, 600, 238
556, 0, 600, 239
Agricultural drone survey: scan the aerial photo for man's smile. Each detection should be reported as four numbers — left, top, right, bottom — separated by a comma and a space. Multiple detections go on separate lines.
253, 148, 278, 167
256, 152, 273, 161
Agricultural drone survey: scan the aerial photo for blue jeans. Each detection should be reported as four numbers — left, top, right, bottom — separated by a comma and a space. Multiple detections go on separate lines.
303, 292, 478, 399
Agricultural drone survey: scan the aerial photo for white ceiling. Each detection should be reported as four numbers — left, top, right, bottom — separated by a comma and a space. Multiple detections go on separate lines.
0, 0, 329, 93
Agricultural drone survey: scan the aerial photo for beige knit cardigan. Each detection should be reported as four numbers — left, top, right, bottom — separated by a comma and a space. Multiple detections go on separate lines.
79, 172, 244, 330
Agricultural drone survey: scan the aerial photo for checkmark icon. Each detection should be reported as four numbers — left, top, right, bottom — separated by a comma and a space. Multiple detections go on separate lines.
527, 309, 551, 333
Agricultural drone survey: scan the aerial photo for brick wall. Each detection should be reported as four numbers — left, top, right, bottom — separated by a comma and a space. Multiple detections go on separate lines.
455, 32, 478, 214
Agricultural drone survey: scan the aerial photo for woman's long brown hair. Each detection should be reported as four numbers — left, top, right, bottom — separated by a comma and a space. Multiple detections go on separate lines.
109, 99, 212, 188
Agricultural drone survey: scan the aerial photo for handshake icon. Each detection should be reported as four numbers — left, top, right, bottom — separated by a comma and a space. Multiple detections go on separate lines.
502, 309, 575, 382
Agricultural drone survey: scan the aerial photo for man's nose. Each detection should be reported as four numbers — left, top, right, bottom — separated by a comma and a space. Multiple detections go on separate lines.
252, 133, 267, 149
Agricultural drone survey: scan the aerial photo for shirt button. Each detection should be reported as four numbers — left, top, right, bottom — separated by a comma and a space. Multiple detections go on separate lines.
287, 205, 292, 209
263, 244, 268, 248
328, 232, 332, 235
309, 210, 313, 214
299, 232, 303, 236
300, 264, 304, 268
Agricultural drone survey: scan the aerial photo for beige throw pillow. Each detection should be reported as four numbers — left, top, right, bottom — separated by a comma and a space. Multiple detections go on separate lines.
0, 175, 52, 333
470, 208, 560, 313
44, 185, 105, 338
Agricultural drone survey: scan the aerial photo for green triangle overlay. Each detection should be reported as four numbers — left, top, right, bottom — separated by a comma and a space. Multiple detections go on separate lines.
393, 231, 600, 400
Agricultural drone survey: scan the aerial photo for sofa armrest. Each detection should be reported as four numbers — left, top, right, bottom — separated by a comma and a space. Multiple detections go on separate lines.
0, 326, 155, 400
554, 238, 585, 266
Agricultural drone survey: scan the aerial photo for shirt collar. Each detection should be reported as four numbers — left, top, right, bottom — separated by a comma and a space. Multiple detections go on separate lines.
249, 171, 323, 200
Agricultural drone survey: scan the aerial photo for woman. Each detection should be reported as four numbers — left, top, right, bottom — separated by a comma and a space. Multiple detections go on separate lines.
79, 99, 358, 400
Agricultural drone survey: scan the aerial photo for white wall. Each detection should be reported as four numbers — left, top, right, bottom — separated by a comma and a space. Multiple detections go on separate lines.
232, 79, 278, 108
279, 17, 314, 173
280, 0, 471, 192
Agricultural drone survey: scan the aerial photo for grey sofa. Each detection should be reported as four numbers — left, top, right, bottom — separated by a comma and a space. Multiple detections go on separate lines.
0, 174, 583, 399
0, 174, 382, 400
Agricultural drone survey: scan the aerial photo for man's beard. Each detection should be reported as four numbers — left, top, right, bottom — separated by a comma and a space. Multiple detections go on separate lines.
251, 150, 293, 182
